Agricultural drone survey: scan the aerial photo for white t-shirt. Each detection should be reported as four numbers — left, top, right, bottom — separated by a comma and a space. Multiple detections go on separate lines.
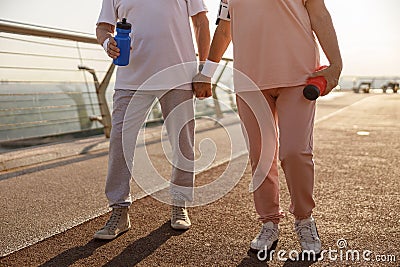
97, 0, 207, 90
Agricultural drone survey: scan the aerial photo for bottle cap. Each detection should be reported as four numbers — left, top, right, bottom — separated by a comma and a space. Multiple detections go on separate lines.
303, 85, 320, 100
117, 18, 131, 30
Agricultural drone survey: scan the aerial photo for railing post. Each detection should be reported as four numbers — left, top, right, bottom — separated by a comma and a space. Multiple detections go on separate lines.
78, 64, 114, 138
96, 64, 114, 138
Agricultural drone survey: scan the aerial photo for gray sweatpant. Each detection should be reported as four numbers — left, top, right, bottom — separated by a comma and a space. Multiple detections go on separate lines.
105, 89, 195, 207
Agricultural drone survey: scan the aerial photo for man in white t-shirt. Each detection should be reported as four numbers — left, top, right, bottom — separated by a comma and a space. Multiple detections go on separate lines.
94, 0, 210, 240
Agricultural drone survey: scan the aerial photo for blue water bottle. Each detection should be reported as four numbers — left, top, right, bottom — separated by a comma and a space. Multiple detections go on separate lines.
113, 18, 132, 66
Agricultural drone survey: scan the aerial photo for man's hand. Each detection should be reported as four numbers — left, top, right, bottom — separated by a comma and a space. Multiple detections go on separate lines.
192, 72, 212, 99
96, 23, 119, 59
105, 37, 120, 59
309, 64, 342, 96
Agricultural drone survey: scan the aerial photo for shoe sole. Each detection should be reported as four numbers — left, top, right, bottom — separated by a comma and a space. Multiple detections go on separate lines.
93, 226, 131, 240
170, 222, 191, 230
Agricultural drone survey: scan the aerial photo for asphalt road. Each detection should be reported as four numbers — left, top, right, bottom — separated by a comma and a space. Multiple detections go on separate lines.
1, 91, 399, 266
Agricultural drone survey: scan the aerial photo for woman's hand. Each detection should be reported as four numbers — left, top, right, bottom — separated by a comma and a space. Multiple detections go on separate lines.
309, 64, 342, 95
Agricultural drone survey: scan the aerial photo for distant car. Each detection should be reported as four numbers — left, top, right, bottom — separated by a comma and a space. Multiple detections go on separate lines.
353, 82, 372, 93
381, 82, 399, 93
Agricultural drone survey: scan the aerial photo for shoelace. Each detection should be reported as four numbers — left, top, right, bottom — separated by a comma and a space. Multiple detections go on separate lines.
296, 223, 318, 241
258, 225, 277, 241
104, 209, 123, 230
172, 206, 188, 221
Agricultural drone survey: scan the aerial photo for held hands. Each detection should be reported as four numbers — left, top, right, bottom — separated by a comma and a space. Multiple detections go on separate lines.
192, 72, 212, 99
309, 64, 342, 96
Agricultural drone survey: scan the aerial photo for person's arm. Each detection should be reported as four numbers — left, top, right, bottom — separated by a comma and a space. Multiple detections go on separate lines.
191, 11, 210, 64
207, 0, 231, 63
192, 19, 231, 98
96, 22, 119, 59
306, 0, 343, 95
208, 20, 231, 63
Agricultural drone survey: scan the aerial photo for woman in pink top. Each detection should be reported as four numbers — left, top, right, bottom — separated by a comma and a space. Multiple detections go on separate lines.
194, 0, 342, 256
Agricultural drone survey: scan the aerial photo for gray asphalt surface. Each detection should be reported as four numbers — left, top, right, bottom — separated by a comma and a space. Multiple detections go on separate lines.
0, 114, 244, 257
1, 91, 399, 266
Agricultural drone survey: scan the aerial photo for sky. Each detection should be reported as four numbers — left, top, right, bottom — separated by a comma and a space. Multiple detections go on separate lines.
0, 0, 399, 77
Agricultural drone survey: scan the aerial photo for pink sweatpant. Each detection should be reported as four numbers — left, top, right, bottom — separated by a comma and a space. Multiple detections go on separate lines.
236, 86, 316, 224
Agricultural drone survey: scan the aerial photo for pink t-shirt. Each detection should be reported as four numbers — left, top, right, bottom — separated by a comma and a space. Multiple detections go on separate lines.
220, 0, 320, 91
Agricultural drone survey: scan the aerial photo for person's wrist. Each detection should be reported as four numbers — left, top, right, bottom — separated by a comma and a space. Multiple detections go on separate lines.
198, 61, 205, 72
201, 59, 218, 78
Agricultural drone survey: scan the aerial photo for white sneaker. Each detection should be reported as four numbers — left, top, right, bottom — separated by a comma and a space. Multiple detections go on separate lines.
171, 200, 191, 230
93, 207, 131, 240
250, 222, 279, 251
295, 216, 322, 254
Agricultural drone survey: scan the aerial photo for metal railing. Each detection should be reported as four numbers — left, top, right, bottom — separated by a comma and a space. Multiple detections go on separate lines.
0, 19, 113, 144
0, 19, 236, 147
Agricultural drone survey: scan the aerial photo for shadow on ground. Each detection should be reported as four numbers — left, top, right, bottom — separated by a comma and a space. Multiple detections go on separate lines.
39, 221, 184, 267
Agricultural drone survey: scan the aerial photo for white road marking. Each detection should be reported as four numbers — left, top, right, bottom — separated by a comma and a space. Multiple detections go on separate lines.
357, 131, 370, 136
315, 95, 374, 125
